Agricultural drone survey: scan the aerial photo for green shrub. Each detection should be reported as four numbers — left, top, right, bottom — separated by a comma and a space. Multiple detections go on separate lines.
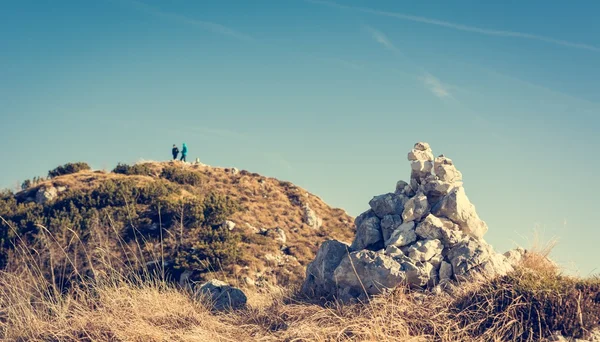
48, 162, 91, 178
174, 225, 240, 272
112, 163, 154, 176
202, 192, 240, 226
160, 166, 203, 186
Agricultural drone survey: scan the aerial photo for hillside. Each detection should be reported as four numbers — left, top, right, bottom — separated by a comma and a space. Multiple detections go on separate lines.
0, 160, 354, 288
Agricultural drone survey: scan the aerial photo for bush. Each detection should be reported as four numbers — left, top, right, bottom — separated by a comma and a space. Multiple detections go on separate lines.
174, 225, 240, 272
48, 162, 91, 178
160, 166, 203, 186
202, 192, 240, 226
112, 163, 154, 176
453, 268, 600, 341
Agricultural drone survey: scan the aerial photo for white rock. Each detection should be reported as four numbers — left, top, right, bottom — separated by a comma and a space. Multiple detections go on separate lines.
264, 227, 287, 244
380, 214, 403, 242
334, 251, 405, 301
402, 193, 429, 223
222, 220, 236, 231
415, 214, 466, 247
432, 187, 488, 239
410, 160, 434, 173
414, 142, 431, 151
408, 239, 443, 262
303, 204, 322, 229
35, 186, 58, 204
503, 247, 526, 266
385, 221, 417, 247
301, 240, 350, 298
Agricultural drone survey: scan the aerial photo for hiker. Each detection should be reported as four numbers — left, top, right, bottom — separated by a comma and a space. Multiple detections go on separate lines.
180, 143, 188, 162
171, 144, 179, 160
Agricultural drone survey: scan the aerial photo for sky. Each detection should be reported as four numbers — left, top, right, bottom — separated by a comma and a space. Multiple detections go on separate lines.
1, 0, 599, 275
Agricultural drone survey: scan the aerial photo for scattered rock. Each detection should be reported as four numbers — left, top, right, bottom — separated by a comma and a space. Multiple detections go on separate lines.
380, 214, 403, 242
198, 279, 247, 311
35, 186, 58, 204
264, 227, 287, 244
221, 220, 236, 231
303, 203, 323, 229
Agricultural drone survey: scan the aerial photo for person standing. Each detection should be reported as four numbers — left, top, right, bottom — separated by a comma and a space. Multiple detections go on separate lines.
172, 144, 179, 160
180, 143, 188, 162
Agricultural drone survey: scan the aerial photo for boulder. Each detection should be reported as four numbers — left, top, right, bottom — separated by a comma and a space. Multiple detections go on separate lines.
198, 279, 247, 311
395, 180, 415, 197
35, 186, 58, 204
350, 211, 383, 251
402, 193, 429, 223
301, 240, 350, 298
447, 239, 494, 278
407, 239, 443, 262
433, 156, 463, 183
380, 214, 403, 242
504, 247, 526, 266
334, 250, 405, 301
221, 220, 236, 231
369, 193, 406, 218
439, 261, 453, 281
303, 203, 322, 229
432, 186, 488, 239
264, 227, 287, 244
415, 214, 466, 247
385, 221, 417, 247
401, 260, 434, 287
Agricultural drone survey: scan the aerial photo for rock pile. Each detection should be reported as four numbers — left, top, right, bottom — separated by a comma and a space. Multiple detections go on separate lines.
302, 142, 523, 302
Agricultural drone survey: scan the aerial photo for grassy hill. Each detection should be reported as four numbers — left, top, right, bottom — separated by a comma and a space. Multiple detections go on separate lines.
0, 161, 354, 289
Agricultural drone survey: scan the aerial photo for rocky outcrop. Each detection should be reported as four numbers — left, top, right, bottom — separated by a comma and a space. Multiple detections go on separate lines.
303, 203, 323, 229
301, 142, 521, 302
198, 279, 247, 311
35, 186, 58, 204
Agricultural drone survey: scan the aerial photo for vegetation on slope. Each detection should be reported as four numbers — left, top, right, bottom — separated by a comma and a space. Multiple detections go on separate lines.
0, 161, 354, 290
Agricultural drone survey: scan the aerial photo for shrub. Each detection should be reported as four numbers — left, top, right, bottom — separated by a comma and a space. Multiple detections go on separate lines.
453, 268, 600, 341
174, 225, 241, 272
202, 192, 240, 227
160, 167, 203, 186
112, 163, 154, 176
48, 162, 91, 178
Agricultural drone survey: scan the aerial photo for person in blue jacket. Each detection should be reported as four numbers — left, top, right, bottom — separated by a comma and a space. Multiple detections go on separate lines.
180, 143, 188, 162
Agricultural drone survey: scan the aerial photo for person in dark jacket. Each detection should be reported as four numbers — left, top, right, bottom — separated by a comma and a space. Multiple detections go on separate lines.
172, 144, 179, 160
180, 143, 188, 162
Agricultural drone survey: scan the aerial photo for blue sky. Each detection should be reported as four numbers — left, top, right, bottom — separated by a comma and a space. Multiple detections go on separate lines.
1, 0, 599, 275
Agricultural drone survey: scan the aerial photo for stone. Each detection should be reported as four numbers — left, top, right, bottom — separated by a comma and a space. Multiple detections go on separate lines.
334, 250, 405, 301
222, 220, 236, 231
198, 279, 247, 311
407, 239, 443, 262
447, 239, 493, 278
385, 221, 417, 247
384, 245, 403, 258
303, 203, 322, 229
422, 179, 459, 198
415, 214, 466, 247
414, 142, 431, 151
402, 193, 429, 223
401, 260, 434, 287
369, 193, 406, 218
301, 240, 351, 298
439, 261, 453, 281
432, 186, 488, 239
433, 159, 462, 183
380, 214, 403, 242
264, 227, 287, 244
395, 180, 415, 197
243, 277, 255, 286
350, 211, 383, 251
35, 186, 58, 204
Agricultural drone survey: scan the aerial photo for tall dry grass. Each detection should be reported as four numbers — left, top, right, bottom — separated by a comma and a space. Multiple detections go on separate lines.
1, 215, 598, 342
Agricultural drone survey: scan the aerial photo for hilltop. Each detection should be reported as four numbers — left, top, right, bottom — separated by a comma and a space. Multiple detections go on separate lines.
0, 160, 354, 288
